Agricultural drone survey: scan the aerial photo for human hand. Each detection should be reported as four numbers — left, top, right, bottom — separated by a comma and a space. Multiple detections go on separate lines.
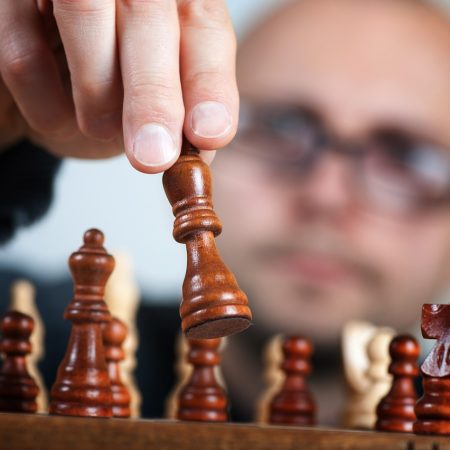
0, 0, 239, 172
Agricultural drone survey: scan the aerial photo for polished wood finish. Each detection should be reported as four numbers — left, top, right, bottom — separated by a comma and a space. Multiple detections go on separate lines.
375, 334, 419, 433
163, 139, 252, 339
1, 413, 449, 450
102, 317, 131, 418
177, 338, 228, 422
414, 304, 450, 436
49, 229, 113, 417
269, 336, 316, 425
0, 311, 38, 413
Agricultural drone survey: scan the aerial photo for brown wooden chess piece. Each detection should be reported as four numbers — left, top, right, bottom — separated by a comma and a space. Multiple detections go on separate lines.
49, 229, 114, 417
0, 311, 39, 413
102, 317, 131, 418
414, 304, 450, 435
269, 335, 316, 425
177, 338, 228, 422
375, 334, 420, 432
163, 138, 252, 339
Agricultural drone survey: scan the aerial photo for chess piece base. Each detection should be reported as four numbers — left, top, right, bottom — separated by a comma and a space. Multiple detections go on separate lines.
413, 420, 450, 435
184, 315, 251, 339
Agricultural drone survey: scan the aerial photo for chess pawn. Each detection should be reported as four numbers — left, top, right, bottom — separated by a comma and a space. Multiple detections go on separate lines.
376, 335, 420, 432
268, 336, 316, 426
177, 338, 228, 422
9, 280, 48, 413
102, 317, 131, 418
414, 304, 450, 435
0, 311, 39, 413
104, 252, 141, 417
49, 229, 114, 417
163, 139, 252, 339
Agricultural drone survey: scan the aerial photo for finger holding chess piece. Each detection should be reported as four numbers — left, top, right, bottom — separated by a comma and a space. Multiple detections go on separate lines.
102, 317, 131, 418
268, 335, 316, 426
163, 138, 252, 339
375, 335, 420, 432
0, 311, 39, 413
177, 338, 229, 422
49, 229, 114, 418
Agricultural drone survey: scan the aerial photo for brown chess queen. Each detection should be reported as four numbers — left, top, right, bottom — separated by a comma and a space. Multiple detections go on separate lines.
163, 139, 252, 339
49, 229, 114, 418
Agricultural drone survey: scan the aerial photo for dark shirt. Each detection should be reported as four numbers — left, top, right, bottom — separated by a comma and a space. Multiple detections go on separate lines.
0, 141, 61, 244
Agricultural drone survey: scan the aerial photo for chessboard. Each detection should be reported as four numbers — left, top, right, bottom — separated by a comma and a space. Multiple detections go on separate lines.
1, 413, 449, 450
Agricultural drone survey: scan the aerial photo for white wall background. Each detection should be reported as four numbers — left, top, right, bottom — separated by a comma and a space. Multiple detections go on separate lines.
0, 0, 449, 300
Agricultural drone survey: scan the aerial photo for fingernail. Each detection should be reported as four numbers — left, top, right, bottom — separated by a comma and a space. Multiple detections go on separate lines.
132, 124, 177, 167
191, 101, 232, 139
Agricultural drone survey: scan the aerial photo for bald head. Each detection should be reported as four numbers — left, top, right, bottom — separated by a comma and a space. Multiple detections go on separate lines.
237, 0, 450, 144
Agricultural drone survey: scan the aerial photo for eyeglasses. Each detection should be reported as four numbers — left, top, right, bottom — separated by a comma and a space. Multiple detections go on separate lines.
232, 102, 450, 215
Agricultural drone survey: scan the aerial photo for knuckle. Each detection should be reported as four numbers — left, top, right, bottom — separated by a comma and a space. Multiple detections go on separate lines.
74, 76, 117, 100
54, 0, 112, 14
178, 0, 229, 26
127, 71, 180, 98
128, 95, 184, 127
2, 45, 47, 81
119, 0, 172, 13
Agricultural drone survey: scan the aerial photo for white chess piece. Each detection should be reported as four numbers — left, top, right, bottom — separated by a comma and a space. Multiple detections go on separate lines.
255, 334, 284, 423
342, 321, 394, 428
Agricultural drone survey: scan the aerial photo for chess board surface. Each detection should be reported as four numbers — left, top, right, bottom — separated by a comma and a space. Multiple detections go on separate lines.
1, 413, 449, 450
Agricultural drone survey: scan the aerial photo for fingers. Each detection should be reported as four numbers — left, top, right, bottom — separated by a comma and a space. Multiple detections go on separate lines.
117, 0, 184, 173
178, 0, 239, 151
53, 0, 123, 141
0, 0, 73, 135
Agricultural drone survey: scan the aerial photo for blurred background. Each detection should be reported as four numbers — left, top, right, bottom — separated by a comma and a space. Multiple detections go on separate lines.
1, 0, 450, 302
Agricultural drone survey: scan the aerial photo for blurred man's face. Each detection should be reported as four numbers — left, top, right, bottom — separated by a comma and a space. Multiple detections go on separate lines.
213, 0, 450, 344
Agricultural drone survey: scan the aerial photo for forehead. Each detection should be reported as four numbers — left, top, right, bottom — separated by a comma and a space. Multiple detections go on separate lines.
237, 0, 450, 141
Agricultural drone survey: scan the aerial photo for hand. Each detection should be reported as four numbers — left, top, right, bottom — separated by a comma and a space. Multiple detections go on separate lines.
0, 0, 239, 172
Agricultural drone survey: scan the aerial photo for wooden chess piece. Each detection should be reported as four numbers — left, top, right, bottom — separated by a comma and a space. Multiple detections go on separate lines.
9, 280, 48, 413
104, 252, 141, 417
342, 323, 394, 429
177, 338, 228, 422
268, 335, 316, 426
163, 138, 252, 339
414, 304, 450, 435
255, 334, 284, 423
165, 334, 227, 419
102, 317, 131, 418
0, 311, 39, 413
375, 334, 420, 432
49, 229, 113, 417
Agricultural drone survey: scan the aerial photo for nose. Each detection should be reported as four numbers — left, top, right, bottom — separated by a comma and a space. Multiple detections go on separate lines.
294, 151, 357, 221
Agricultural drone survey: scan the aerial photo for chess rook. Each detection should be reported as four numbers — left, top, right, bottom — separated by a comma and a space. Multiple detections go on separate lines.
0, 311, 39, 413
49, 229, 114, 417
414, 304, 450, 435
103, 317, 131, 418
163, 139, 252, 339
177, 338, 228, 422
269, 336, 316, 426
376, 335, 419, 433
